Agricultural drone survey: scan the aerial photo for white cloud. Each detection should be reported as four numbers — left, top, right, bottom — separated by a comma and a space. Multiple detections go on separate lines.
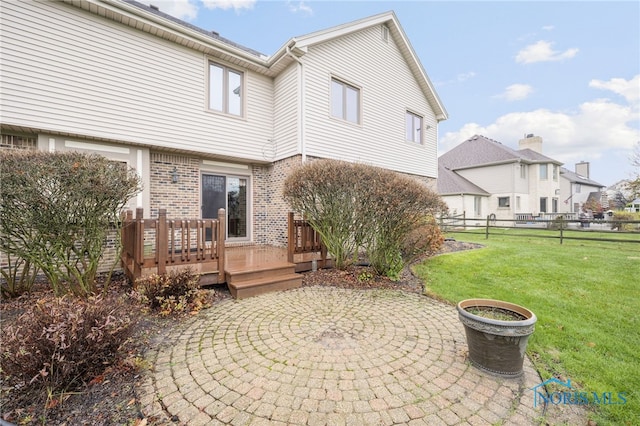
287, 1, 313, 15
589, 75, 640, 103
439, 100, 639, 167
457, 71, 476, 82
542, 25, 554, 31
495, 84, 534, 101
201, 0, 256, 11
435, 71, 476, 86
515, 40, 579, 64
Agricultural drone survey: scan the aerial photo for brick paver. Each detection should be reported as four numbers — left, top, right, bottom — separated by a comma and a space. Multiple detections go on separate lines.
139, 287, 544, 424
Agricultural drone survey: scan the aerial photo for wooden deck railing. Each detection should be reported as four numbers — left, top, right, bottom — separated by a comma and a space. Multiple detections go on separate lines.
287, 212, 328, 267
120, 208, 225, 284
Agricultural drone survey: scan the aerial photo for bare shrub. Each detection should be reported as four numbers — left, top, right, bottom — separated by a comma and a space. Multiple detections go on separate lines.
0, 294, 136, 392
283, 159, 447, 278
0, 150, 141, 296
401, 216, 445, 262
135, 268, 208, 316
0, 254, 39, 299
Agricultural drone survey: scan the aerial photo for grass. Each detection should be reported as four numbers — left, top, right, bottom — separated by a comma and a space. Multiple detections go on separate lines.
413, 231, 640, 426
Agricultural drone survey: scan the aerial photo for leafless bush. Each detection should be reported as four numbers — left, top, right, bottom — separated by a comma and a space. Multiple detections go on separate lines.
284, 160, 446, 278
1, 294, 136, 392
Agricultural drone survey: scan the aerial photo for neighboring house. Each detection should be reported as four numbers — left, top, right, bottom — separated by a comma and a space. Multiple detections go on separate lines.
438, 134, 563, 220
559, 163, 606, 215
437, 134, 605, 220
1, 0, 447, 249
626, 199, 640, 213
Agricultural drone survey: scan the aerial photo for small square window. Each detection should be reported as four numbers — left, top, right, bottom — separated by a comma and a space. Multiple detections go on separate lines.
498, 197, 510, 208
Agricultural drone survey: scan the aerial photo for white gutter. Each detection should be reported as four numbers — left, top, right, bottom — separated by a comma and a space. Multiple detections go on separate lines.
286, 44, 306, 162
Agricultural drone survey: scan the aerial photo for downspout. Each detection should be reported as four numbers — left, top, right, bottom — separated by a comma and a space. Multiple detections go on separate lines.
286, 45, 306, 162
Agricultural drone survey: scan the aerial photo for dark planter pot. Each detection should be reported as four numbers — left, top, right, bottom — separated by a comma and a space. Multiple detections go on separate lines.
457, 299, 537, 377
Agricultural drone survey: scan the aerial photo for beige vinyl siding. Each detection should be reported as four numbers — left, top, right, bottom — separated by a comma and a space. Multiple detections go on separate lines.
457, 164, 516, 194
0, 1, 273, 162
302, 26, 438, 178
273, 63, 299, 159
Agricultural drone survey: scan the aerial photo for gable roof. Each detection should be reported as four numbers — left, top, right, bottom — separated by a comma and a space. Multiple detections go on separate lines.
560, 167, 604, 188
440, 134, 561, 170
284, 11, 448, 121
437, 164, 490, 196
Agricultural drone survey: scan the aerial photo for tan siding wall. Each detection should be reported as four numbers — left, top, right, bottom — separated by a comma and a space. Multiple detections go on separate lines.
0, 1, 273, 161
302, 26, 438, 178
273, 64, 300, 160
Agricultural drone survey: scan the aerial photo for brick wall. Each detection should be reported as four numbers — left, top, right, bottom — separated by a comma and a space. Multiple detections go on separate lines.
148, 152, 200, 219
253, 155, 303, 247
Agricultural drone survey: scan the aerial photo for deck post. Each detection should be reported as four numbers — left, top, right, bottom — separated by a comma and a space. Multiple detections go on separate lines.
157, 209, 167, 274
133, 208, 144, 284
287, 212, 295, 263
121, 210, 132, 279
217, 208, 226, 283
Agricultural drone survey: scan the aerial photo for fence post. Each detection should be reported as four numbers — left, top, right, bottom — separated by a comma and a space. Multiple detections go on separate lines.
485, 215, 490, 239
157, 209, 167, 275
217, 208, 226, 282
287, 212, 295, 263
560, 216, 564, 245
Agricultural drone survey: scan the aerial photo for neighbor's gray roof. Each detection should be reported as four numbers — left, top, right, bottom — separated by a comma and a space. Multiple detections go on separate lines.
437, 164, 490, 196
439, 134, 561, 170
560, 167, 604, 187
123, 0, 266, 58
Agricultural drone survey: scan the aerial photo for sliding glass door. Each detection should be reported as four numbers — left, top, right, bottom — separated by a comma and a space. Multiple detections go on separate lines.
202, 174, 248, 240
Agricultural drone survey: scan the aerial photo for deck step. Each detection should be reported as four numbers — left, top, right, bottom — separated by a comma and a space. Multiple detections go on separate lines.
226, 262, 295, 283
228, 273, 302, 299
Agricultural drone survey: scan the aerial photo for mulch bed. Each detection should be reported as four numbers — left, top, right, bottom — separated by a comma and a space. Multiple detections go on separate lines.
0, 239, 481, 425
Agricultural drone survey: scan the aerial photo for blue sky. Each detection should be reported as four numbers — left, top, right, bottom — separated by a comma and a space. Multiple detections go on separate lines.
141, 0, 639, 187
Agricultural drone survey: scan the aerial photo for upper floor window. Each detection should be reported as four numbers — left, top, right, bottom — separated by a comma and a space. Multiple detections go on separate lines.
520, 165, 526, 179
331, 78, 360, 124
540, 164, 548, 180
209, 62, 243, 116
405, 111, 423, 144
553, 164, 559, 181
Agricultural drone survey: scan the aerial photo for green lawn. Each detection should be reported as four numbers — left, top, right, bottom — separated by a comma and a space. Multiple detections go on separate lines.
413, 231, 640, 425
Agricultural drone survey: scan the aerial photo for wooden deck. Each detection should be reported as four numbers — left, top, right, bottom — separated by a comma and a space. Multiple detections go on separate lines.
224, 246, 332, 299
121, 209, 332, 299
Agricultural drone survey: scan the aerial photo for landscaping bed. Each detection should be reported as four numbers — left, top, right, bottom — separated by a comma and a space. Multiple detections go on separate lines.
0, 240, 478, 425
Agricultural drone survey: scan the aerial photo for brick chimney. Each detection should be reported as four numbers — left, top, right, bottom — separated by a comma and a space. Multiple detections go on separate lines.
518, 134, 543, 153
575, 161, 590, 178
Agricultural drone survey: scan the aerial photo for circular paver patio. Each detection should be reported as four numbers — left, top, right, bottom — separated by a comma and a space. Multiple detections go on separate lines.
138, 287, 544, 425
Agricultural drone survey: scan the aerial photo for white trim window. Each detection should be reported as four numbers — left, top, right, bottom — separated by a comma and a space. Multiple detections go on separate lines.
331, 78, 360, 124
540, 164, 548, 180
498, 196, 510, 208
209, 62, 243, 116
405, 111, 423, 144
